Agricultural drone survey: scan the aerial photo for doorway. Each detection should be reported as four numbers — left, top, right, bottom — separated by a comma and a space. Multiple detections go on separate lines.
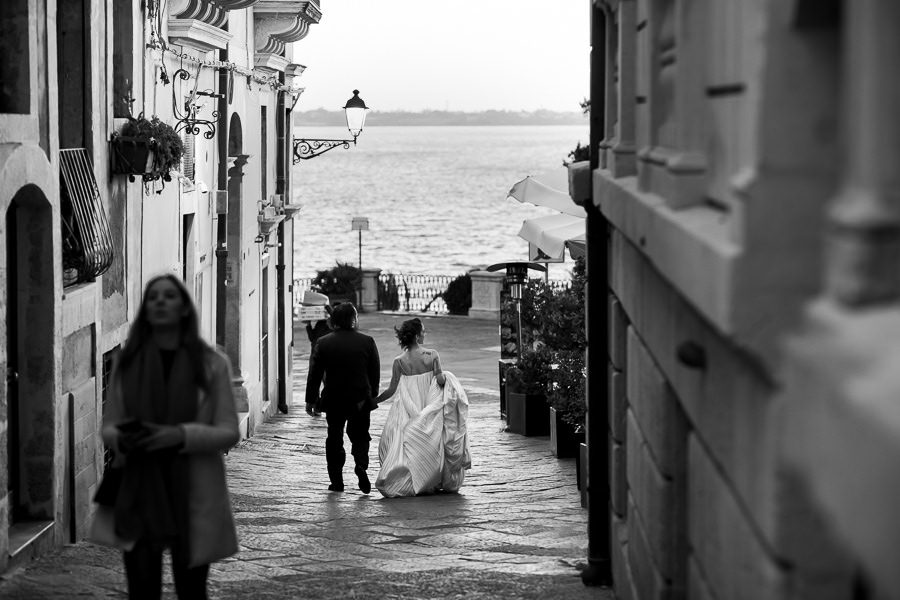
4, 185, 56, 546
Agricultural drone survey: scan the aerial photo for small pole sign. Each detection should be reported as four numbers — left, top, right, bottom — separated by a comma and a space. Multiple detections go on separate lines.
351, 217, 370, 273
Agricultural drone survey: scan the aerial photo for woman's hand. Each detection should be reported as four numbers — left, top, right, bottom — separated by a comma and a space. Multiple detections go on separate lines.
136, 423, 186, 452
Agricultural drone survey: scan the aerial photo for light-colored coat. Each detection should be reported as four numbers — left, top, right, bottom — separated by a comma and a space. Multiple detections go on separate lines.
100, 347, 240, 567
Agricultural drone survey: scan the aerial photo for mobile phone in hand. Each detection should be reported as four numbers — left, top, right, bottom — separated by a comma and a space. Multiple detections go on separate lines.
117, 419, 145, 434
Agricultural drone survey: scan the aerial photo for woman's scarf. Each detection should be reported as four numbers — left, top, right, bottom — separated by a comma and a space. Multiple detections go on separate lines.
114, 339, 199, 563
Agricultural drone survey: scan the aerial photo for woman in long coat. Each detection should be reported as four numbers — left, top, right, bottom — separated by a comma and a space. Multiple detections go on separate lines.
100, 273, 240, 599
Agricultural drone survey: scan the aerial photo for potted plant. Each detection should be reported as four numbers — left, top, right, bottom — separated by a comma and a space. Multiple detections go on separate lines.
111, 114, 184, 186
538, 257, 587, 457
564, 141, 591, 206
547, 349, 586, 458
505, 346, 552, 436
311, 262, 362, 306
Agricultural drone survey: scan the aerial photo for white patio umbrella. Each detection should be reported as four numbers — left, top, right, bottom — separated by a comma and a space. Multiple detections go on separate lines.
507, 169, 585, 218
517, 213, 585, 261
508, 169, 586, 260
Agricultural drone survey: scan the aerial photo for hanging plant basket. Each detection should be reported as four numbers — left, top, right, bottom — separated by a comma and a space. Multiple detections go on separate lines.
109, 114, 184, 190
110, 135, 156, 180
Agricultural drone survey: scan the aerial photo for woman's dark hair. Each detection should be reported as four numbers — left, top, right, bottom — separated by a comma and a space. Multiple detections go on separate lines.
394, 318, 423, 349
330, 302, 357, 330
117, 273, 211, 390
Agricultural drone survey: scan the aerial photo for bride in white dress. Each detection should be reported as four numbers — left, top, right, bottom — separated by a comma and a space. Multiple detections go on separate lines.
374, 318, 471, 497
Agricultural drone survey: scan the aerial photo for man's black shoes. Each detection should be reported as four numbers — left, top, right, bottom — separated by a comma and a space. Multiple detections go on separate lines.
328, 483, 344, 492
355, 467, 371, 494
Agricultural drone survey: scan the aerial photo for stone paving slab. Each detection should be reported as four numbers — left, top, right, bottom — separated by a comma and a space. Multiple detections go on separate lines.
0, 313, 611, 599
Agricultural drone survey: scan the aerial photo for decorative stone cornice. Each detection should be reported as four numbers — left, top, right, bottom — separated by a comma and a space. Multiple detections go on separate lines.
214, 0, 261, 9
169, 0, 262, 30
285, 63, 306, 79
168, 18, 233, 52
285, 63, 306, 89
170, 0, 227, 28
254, 53, 291, 75
253, 1, 322, 56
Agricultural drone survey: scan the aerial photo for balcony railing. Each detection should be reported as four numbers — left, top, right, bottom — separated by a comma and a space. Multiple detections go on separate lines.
59, 148, 114, 286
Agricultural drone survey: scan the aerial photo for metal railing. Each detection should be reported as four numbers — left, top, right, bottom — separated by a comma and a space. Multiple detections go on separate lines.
293, 273, 571, 317
292, 273, 456, 315
377, 273, 454, 314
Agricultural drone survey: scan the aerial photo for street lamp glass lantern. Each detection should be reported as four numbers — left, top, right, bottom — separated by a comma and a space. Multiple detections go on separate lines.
343, 90, 369, 141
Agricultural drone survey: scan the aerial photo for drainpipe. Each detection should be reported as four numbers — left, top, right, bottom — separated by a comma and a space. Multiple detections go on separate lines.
582, 0, 612, 587
275, 82, 288, 412
215, 50, 229, 348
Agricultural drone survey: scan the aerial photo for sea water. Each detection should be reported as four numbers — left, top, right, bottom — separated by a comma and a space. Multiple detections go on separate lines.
291, 124, 588, 280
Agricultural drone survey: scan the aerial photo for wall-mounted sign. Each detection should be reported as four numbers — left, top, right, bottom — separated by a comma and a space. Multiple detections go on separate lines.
528, 242, 564, 263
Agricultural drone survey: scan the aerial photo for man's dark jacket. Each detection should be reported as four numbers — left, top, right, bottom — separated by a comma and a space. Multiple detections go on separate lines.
305, 329, 380, 415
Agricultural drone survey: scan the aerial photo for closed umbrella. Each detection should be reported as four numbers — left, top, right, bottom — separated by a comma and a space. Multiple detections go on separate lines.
507, 170, 585, 218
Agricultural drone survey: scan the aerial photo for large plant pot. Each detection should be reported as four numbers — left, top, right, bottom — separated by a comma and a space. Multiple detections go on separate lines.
506, 391, 550, 436
549, 407, 583, 458
497, 359, 516, 419
567, 160, 591, 206
111, 136, 155, 178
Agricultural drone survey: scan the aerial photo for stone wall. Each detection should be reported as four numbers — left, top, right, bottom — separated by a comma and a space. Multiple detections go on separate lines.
605, 229, 856, 600
586, 0, 894, 596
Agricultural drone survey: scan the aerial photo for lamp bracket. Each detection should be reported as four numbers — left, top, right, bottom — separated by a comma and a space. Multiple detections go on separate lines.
292, 137, 355, 163
172, 68, 221, 139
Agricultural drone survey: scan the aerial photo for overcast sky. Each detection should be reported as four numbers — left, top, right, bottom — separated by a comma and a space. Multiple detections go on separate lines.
290, 1, 590, 113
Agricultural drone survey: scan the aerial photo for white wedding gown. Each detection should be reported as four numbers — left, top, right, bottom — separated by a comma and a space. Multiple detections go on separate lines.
375, 371, 471, 497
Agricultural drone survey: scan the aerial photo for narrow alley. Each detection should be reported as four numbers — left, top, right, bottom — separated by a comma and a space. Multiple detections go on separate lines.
0, 313, 610, 599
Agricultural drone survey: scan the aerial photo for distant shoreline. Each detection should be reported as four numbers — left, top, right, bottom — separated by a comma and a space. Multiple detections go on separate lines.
294, 108, 588, 127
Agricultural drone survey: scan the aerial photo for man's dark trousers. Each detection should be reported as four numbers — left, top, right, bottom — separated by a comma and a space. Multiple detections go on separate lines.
325, 409, 370, 486
305, 325, 380, 489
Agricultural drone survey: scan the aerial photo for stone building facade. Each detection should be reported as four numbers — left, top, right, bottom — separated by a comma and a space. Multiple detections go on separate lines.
586, 0, 898, 598
0, 0, 319, 573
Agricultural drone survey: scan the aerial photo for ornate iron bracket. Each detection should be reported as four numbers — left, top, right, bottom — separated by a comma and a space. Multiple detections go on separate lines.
172, 68, 223, 139
292, 138, 355, 163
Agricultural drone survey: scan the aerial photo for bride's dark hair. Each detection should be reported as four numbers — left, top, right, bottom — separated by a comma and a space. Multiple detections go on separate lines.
394, 318, 423, 349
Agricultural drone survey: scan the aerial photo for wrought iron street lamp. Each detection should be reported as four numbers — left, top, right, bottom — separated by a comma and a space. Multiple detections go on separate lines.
292, 90, 369, 163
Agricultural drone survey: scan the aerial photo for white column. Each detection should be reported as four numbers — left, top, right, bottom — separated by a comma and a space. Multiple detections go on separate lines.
468, 270, 505, 320
359, 268, 381, 313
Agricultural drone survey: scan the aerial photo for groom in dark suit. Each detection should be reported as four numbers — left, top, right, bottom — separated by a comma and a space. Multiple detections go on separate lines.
305, 303, 380, 493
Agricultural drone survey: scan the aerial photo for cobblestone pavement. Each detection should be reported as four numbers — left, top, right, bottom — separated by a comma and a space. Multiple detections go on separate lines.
0, 313, 612, 599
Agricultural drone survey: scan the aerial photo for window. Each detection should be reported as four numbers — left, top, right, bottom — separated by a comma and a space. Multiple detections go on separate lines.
0, 0, 30, 114
261, 106, 267, 201
112, 0, 134, 117
57, 0, 91, 150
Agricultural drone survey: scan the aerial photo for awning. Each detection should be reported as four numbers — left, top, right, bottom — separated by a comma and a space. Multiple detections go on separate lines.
507, 169, 585, 218
517, 213, 585, 260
